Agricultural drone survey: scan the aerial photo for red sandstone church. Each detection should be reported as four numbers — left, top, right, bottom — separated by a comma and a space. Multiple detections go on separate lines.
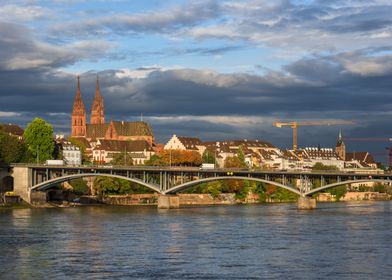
71, 76, 154, 145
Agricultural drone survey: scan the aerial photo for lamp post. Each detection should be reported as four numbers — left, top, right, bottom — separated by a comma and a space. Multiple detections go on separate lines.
169, 149, 172, 167
36, 144, 39, 164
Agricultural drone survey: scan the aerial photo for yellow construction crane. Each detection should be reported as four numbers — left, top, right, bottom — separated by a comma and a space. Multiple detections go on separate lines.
273, 120, 354, 150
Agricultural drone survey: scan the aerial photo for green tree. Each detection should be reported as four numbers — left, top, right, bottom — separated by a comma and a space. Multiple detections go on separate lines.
93, 176, 154, 195
145, 154, 165, 166
202, 149, 215, 164
111, 152, 133, 166
312, 162, 338, 171
328, 185, 347, 201
0, 129, 26, 164
23, 118, 54, 163
237, 145, 247, 168
69, 178, 89, 195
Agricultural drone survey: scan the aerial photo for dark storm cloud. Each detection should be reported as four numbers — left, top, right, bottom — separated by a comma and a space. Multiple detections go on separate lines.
1, 46, 392, 153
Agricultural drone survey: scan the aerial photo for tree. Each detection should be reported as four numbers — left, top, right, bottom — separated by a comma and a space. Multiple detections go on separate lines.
23, 118, 54, 163
69, 178, 89, 195
93, 176, 154, 195
202, 149, 215, 164
312, 162, 338, 171
237, 145, 247, 168
156, 150, 202, 166
328, 185, 347, 201
0, 129, 26, 164
111, 152, 133, 166
224, 156, 243, 168
145, 154, 165, 166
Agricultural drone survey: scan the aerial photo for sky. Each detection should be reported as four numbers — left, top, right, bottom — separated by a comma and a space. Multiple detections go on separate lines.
0, 0, 392, 162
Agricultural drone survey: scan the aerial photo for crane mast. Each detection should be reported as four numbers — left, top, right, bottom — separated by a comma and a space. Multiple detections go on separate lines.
273, 120, 354, 150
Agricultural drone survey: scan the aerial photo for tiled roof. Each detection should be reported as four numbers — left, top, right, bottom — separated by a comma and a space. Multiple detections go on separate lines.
86, 123, 109, 138
94, 139, 154, 152
224, 139, 276, 148
112, 121, 153, 136
346, 152, 376, 164
304, 147, 340, 160
0, 124, 24, 136
203, 139, 276, 154
177, 136, 202, 150
259, 149, 279, 160
70, 137, 92, 149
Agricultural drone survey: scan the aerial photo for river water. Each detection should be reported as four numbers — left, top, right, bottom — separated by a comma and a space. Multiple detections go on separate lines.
0, 202, 391, 279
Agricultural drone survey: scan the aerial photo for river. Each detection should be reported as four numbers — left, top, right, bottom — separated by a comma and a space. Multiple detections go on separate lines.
0, 202, 391, 279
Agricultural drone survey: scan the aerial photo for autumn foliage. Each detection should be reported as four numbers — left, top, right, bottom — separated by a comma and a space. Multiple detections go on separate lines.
146, 149, 202, 166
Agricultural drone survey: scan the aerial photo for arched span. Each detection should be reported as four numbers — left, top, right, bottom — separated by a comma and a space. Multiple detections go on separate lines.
305, 179, 392, 196
164, 176, 301, 196
30, 173, 162, 193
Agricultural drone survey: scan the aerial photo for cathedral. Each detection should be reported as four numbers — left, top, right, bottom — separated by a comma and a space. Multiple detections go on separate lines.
71, 76, 154, 145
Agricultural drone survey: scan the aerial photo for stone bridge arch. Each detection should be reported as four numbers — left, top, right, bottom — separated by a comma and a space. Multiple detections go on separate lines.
31, 173, 162, 194
305, 179, 392, 197
0, 175, 14, 193
164, 176, 301, 196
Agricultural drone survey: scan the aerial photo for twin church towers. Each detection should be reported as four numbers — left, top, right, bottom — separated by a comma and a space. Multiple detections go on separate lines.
71, 76, 105, 137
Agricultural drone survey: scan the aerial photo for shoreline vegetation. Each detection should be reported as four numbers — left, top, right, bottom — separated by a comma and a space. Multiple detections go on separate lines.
1, 191, 391, 209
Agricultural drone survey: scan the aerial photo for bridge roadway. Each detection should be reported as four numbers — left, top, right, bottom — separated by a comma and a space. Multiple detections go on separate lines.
8, 164, 392, 209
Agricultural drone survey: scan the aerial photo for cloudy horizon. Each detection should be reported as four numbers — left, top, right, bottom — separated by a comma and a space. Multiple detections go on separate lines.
0, 0, 391, 163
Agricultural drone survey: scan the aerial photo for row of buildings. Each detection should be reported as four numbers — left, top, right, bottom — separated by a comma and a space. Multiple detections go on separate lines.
1, 77, 380, 171
67, 75, 379, 170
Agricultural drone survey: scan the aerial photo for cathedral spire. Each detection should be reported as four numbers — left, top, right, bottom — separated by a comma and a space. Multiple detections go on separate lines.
71, 76, 86, 137
96, 75, 100, 93
90, 75, 105, 124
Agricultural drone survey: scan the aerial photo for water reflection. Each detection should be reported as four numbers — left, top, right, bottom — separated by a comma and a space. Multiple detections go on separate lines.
0, 202, 391, 279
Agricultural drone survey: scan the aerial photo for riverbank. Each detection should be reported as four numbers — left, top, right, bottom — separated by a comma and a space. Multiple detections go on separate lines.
47, 191, 392, 207
2, 191, 391, 208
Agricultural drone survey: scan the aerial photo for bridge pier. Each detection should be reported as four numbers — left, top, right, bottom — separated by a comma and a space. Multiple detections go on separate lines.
30, 191, 47, 206
13, 166, 31, 203
297, 196, 317, 210
157, 195, 179, 209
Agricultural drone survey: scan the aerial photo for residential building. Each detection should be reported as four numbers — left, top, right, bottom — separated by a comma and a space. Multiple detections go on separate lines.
0, 124, 24, 140
92, 139, 155, 165
164, 135, 206, 155
55, 135, 82, 165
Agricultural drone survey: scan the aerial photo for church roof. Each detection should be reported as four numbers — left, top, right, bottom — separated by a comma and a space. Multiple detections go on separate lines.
86, 121, 153, 138
94, 139, 154, 152
86, 123, 109, 138
112, 121, 153, 136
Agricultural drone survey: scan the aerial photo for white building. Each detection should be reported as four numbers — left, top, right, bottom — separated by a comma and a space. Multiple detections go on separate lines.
55, 135, 82, 165
92, 139, 155, 165
164, 134, 206, 155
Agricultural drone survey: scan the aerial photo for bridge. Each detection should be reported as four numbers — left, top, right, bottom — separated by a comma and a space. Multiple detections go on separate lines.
4, 164, 392, 209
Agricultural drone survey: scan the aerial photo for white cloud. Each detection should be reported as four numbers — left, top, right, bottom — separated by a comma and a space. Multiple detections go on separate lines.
338, 54, 392, 76
0, 111, 22, 117
0, 4, 48, 21
148, 115, 276, 127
